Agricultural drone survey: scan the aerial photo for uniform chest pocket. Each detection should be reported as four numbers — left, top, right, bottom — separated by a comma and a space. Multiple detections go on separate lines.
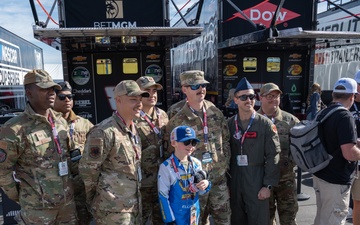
114, 137, 135, 165
27, 130, 57, 167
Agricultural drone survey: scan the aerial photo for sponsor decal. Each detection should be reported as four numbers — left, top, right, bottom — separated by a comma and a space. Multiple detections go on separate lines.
78, 112, 93, 119
225, 1, 301, 28
289, 53, 302, 59
72, 67, 90, 85
287, 64, 302, 75
144, 65, 162, 82
105, 86, 116, 111
74, 99, 92, 107
223, 53, 237, 59
73, 89, 92, 95
0, 39, 20, 66
315, 47, 360, 65
106, 0, 124, 19
146, 54, 161, 60
0, 68, 21, 85
94, 21, 137, 28
72, 56, 87, 62
223, 65, 238, 76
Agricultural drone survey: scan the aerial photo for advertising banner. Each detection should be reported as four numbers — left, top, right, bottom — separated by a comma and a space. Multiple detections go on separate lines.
67, 54, 97, 124
222, 0, 314, 40
64, 0, 164, 28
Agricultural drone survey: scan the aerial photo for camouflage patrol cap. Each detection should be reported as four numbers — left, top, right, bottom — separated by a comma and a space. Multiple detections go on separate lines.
136, 76, 163, 90
259, 83, 283, 96
24, 69, 61, 90
180, 70, 210, 86
114, 80, 150, 97
55, 81, 72, 94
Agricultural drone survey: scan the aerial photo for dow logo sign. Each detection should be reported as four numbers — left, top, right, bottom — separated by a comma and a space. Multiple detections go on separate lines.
225, 1, 301, 28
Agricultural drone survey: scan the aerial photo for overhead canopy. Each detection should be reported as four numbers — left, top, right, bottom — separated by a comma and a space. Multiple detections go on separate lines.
219, 27, 360, 49
33, 26, 204, 38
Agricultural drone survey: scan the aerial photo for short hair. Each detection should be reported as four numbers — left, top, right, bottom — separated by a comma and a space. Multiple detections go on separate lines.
332, 92, 353, 100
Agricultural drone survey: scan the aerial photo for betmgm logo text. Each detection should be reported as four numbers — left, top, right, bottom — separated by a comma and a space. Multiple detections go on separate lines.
106, 0, 123, 19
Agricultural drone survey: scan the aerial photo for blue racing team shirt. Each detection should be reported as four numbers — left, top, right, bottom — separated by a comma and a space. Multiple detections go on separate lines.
158, 154, 211, 225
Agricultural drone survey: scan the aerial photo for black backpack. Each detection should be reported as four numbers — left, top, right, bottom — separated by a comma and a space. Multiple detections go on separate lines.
289, 106, 346, 173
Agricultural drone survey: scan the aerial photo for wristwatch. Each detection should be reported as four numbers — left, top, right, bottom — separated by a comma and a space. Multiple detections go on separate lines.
263, 184, 272, 190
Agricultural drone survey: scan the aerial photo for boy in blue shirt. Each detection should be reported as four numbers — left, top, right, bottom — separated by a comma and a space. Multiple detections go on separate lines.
158, 126, 211, 225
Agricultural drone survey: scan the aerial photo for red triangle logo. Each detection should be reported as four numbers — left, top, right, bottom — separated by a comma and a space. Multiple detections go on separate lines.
225, 0, 301, 28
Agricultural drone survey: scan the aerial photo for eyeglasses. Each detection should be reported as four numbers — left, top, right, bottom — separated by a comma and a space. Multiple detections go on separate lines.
263, 94, 280, 100
57, 94, 74, 101
182, 139, 198, 146
235, 94, 256, 101
185, 84, 207, 90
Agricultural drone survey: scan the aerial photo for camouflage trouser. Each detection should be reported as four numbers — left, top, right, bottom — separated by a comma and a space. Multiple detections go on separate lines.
269, 178, 298, 225
93, 211, 141, 225
73, 174, 93, 225
199, 177, 231, 225
15, 200, 77, 225
141, 186, 162, 225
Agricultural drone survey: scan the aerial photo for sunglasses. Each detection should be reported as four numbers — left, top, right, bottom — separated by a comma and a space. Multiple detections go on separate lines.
235, 94, 256, 101
57, 94, 74, 101
263, 94, 280, 100
186, 84, 207, 90
182, 139, 198, 147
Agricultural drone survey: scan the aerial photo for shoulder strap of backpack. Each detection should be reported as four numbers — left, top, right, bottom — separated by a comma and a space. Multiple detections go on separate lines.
316, 105, 347, 123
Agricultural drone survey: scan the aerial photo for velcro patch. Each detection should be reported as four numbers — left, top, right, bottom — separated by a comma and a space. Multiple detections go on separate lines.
0, 141, 8, 150
0, 149, 7, 163
89, 147, 100, 159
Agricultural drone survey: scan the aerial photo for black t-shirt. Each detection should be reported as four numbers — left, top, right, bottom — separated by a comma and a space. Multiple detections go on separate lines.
349, 101, 360, 137
313, 104, 357, 185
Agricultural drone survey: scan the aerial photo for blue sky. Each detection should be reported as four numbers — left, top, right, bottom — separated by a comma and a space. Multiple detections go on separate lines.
0, 1, 327, 66
0, 0, 61, 65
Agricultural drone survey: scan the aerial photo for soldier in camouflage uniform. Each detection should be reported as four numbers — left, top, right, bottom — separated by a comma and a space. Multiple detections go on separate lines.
167, 99, 186, 119
164, 70, 231, 225
134, 76, 169, 224
54, 81, 94, 225
79, 80, 149, 225
257, 83, 299, 225
0, 69, 77, 224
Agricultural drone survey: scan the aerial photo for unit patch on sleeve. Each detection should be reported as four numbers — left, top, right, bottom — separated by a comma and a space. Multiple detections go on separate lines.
0, 149, 7, 163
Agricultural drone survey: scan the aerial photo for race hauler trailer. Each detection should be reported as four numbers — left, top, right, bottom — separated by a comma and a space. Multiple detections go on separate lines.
315, 0, 360, 103
170, 0, 360, 116
30, 0, 203, 124
0, 26, 44, 225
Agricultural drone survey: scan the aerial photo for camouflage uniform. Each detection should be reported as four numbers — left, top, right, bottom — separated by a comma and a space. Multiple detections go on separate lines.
135, 107, 168, 224
258, 108, 299, 225
67, 110, 94, 225
165, 99, 231, 225
167, 99, 187, 119
0, 104, 77, 224
79, 113, 142, 225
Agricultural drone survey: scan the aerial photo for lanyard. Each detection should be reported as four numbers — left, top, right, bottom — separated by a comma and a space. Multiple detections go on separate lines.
234, 112, 256, 153
188, 104, 208, 144
48, 114, 62, 155
140, 107, 162, 139
115, 111, 140, 160
263, 113, 275, 124
69, 121, 75, 139
170, 154, 194, 189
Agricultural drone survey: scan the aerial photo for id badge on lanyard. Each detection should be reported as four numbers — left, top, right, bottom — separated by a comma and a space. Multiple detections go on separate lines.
58, 161, 69, 176
190, 205, 197, 225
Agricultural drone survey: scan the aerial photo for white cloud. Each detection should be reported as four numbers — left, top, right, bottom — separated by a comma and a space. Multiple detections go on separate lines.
0, 0, 61, 65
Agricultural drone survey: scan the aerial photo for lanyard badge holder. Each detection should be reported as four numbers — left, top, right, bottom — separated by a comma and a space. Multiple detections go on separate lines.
49, 114, 69, 177
235, 113, 255, 167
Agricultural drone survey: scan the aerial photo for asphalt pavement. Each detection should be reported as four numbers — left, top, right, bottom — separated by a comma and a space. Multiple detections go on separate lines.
290, 171, 353, 225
